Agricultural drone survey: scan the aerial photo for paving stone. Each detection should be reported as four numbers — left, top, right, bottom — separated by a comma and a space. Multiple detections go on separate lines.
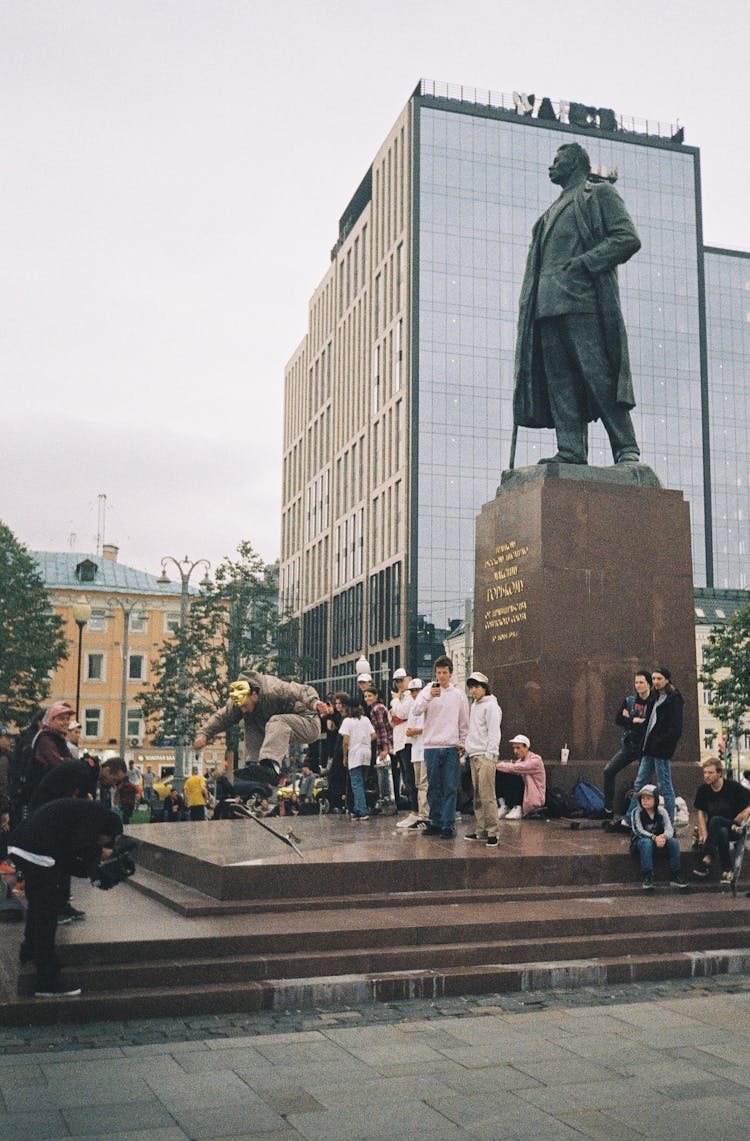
510, 1055, 622, 1086
248, 1088, 324, 1115
0, 1110, 69, 1139
514, 1076, 655, 1113
97, 1132, 189, 1140
285, 1098, 464, 1140
144, 1070, 265, 1110
2, 1071, 156, 1113
459, 1098, 583, 1140
554, 1108, 645, 1139
436, 1039, 569, 1068
636, 1094, 750, 1139
172, 1101, 287, 1138
61, 1099, 178, 1136
171, 1046, 275, 1074
0, 1062, 44, 1089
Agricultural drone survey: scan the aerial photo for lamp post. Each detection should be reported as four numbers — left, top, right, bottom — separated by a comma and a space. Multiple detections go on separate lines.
157, 555, 211, 788
72, 599, 92, 719
108, 596, 147, 759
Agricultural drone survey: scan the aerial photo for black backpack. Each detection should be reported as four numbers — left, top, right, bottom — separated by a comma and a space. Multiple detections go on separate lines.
8, 730, 41, 813
545, 785, 582, 819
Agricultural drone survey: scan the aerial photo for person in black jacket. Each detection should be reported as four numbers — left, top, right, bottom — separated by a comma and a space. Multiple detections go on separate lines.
602, 670, 651, 818
624, 667, 684, 825
8, 799, 123, 997
29, 757, 128, 924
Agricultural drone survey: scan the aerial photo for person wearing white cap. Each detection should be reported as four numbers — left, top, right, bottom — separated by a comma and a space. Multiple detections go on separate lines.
390, 668, 413, 813
66, 720, 82, 761
495, 735, 546, 819
400, 679, 427, 827
356, 673, 373, 710
463, 672, 502, 847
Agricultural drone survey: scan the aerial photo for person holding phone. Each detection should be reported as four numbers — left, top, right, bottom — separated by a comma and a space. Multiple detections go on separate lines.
412, 656, 469, 839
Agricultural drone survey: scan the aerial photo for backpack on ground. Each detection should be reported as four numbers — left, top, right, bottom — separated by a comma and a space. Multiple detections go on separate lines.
571, 777, 605, 818
545, 785, 582, 819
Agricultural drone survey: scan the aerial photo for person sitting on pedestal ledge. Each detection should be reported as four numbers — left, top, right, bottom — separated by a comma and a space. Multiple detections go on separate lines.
495, 735, 546, 819
692, 758, 750, 883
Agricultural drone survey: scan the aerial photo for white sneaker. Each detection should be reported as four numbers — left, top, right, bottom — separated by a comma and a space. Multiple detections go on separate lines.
397, 813, 420, 829
497, 799, 509, 819
504, 805, 523, 820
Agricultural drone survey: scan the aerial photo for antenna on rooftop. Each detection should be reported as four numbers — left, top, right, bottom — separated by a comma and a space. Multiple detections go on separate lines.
96, 493, 107, 556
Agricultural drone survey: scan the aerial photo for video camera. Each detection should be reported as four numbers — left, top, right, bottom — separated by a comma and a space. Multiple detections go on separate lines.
91, 835, 138, 891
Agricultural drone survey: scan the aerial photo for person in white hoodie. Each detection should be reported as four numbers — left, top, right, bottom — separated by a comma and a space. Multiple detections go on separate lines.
463, 672, 502, 847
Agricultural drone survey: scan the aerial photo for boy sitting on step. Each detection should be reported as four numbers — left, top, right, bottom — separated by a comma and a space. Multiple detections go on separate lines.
630, 784, 687, 891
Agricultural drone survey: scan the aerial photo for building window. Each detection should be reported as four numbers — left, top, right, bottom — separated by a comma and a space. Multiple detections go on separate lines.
128, 654, 145, 681
87, 608, 107, 632
126, 708, 144, 739
84, 708, 102, 738
394, 319, 403, 391
165, 612, 180, 634
75, 559, 98, 583
86, 653, 104, 681
129, 612, 148, 634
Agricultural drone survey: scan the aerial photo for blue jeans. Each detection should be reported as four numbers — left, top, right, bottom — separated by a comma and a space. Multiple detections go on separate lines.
624, 756, 676, 824
631, 835, 681, 875
348, 766, 369, 817
425, 747, 461, 830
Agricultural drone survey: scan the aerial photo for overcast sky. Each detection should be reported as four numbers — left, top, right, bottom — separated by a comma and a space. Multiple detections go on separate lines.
4, 0, 749, 579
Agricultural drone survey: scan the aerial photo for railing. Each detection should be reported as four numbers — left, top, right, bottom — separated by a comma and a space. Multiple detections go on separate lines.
417, 79, 681, 142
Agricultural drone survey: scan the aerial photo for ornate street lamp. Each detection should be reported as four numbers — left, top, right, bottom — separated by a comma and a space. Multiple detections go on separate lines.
72, 599, 92, 719
157, 555, 211, 788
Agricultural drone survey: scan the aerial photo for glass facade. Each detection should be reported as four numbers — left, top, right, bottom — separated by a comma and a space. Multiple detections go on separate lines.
705, 249, 750, 588
415, 107, 706, 645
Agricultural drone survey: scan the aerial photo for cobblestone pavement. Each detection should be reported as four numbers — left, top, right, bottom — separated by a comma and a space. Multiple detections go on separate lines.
4, 976, 750, 1137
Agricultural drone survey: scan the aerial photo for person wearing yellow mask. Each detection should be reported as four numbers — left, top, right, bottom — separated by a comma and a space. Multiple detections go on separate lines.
193, 671, 327, 779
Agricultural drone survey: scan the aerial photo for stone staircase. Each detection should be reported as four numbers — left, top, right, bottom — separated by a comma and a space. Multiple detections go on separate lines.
3, 810, 750, 1026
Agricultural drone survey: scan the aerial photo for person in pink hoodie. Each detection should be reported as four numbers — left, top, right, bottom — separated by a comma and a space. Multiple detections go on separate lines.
495, 734, 546, 819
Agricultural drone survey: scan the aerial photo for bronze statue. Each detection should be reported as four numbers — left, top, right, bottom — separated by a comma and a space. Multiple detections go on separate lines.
512, 143, 641, 466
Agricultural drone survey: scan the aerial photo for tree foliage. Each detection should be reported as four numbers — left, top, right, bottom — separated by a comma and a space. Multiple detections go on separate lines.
0, 520, 68, 724
137, 541, 301, 751
699, 603, 750, 746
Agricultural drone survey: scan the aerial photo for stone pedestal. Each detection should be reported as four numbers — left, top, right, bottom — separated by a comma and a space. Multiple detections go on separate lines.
474, 465, 699, 763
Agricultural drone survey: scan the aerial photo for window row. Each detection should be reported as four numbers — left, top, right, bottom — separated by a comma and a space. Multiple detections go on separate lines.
85, 652, 148, 683
82, 707, 144, 740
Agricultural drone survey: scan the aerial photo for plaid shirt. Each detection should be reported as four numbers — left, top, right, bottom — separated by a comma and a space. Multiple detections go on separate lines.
367, 701, 393, 753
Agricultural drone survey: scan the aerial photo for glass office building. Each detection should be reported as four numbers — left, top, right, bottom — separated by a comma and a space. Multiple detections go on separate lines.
281, 81, 748, 688
704, 248, 750, 589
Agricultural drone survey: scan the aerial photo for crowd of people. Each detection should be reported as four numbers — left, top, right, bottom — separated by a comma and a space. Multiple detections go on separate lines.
2, 657, 749, 1000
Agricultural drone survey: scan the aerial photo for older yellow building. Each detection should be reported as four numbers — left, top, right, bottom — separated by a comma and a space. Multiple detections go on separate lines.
32, 544, 225, 772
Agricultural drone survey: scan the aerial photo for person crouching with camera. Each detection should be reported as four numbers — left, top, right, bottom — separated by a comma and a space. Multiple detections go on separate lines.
8, 798, 128, 997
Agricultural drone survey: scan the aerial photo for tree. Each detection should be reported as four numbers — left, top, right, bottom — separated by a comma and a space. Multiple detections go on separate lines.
137, 541, 303, 756
0, 521, 68, 724
699, 603, 750, 762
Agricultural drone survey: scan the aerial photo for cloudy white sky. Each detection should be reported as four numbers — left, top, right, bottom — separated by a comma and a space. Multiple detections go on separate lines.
4, 0, 749, 577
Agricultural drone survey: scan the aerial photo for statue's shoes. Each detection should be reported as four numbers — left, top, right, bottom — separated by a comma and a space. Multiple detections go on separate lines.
537, 454, 588, 465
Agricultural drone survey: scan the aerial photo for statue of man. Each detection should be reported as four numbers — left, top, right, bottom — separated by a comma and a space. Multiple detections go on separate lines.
513, 143, 642, 466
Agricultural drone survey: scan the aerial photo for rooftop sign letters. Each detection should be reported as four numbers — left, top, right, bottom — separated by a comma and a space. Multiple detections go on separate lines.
512, 92, 618, 133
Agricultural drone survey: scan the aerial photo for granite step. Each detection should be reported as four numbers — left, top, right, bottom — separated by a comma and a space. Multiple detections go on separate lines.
29, 921, 750, 996
7, 944, 750, 1027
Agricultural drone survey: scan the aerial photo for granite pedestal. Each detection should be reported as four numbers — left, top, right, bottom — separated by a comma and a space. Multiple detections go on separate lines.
474, 464, 699, 761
